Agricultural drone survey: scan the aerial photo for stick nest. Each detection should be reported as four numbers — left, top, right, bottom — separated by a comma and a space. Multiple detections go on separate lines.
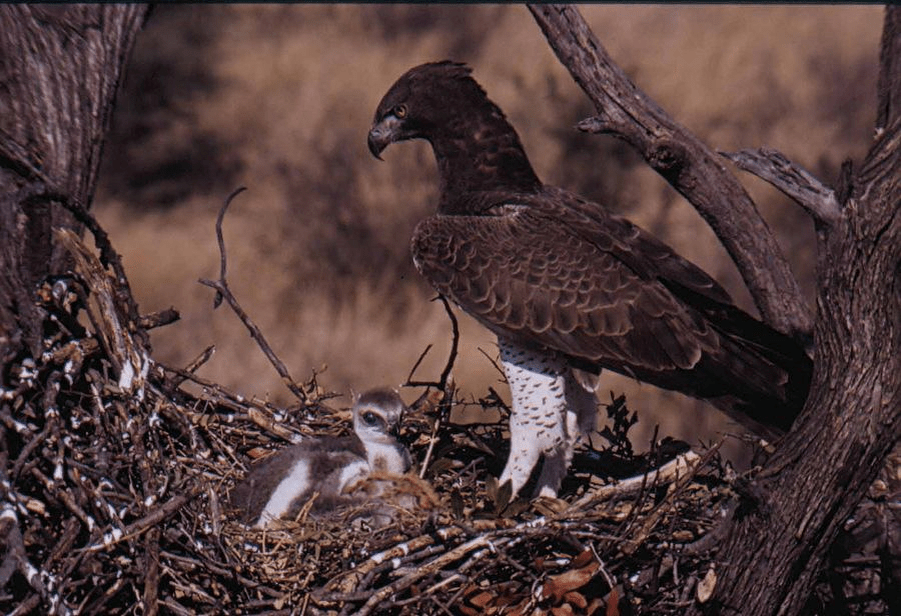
2, 227, 898, 616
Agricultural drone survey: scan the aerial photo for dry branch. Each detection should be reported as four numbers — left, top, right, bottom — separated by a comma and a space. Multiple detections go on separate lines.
198, 187, 310, 403
721, 147, 841, 227
56, 228, 149, 393
0, 217, 750, 613
685, 7, 901, 615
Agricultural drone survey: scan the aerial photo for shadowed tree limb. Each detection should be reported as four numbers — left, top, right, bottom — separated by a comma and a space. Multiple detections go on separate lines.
721, 148, 841, 228
527, 3, 813, 341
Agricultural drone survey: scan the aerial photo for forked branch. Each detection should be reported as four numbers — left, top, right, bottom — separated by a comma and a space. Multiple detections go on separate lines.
198, 188, 308, 403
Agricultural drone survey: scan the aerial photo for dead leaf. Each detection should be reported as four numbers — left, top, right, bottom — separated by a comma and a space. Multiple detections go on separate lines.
551, 604, 575, 616
509, 598, 543, 616
451, 488, 465, 519
492, 581, 526, 608
426, 457, 456, 474
606, 587, 620, 616
563, 590, 588, 608
469, 591, 493, 608
543, 560, 599, 602
586, 597, 604, 616
495, 479, 513, 513
570, 549, 595, 569
485, 474, 498, 502
533, 495, 569, 515
696, 566, 717, 603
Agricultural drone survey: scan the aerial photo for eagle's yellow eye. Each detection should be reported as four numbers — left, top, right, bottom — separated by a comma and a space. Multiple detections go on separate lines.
394, 104, 407, 119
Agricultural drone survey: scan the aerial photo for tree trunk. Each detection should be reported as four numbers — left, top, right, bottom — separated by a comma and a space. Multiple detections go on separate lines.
696, 11, 901, 613
0, 4, 148, 362
529, 4, 901, 615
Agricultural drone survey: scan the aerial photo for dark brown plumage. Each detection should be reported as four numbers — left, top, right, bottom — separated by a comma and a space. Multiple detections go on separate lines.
369, 61, 811, 495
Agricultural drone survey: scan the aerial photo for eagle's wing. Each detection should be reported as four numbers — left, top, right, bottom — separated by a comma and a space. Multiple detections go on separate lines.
411, 196, 722, 376
535, 187, 734, 307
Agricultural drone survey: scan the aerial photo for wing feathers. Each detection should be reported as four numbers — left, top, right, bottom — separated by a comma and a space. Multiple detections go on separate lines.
411, 194, 713, 377
409, 184, 811, 416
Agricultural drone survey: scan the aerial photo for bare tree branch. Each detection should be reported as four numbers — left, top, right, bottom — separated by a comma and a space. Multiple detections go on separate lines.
527, 4, 813, 340
687, 9, 901, 616
530, 5, 901, 616
404, 294, 459, 394
722, 148, 841, 227
198, 188, 309, 403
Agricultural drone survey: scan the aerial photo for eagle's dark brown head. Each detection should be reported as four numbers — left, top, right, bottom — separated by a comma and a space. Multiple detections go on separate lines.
368, 61, 541, 212
368, 61, 484, 158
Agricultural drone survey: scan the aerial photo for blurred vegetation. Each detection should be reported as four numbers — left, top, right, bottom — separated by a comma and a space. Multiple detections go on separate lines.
94, 4, 882, 457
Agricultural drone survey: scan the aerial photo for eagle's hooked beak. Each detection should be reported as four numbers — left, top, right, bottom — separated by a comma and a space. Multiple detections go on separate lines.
367, 115, 403, 160
367, 129, 386, 160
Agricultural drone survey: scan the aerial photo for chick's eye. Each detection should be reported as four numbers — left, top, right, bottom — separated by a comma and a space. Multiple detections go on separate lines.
393, 104, 407, 119
362, 412, 378, 425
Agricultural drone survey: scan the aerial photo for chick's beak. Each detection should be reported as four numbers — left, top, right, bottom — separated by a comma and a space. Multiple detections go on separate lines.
388, 421, 401, 439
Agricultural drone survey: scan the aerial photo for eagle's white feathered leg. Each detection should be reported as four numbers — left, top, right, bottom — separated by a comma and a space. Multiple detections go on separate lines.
498, 338, 597, 498
533, 368, 598, 496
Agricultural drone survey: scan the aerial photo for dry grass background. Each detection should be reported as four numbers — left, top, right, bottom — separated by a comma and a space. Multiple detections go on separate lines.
93, 5, 882, 460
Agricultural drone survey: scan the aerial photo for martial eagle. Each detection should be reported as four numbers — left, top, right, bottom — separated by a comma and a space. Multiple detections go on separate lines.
368, 61, 811, 498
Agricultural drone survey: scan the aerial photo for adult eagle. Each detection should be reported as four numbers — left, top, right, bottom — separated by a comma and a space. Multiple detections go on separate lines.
368, 61, 811, 498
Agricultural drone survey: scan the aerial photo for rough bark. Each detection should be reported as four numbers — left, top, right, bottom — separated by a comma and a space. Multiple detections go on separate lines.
529, 4, 901, 615
694, 9, 901, 614
0, 4, 148, 361
528, 4, 813, 342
